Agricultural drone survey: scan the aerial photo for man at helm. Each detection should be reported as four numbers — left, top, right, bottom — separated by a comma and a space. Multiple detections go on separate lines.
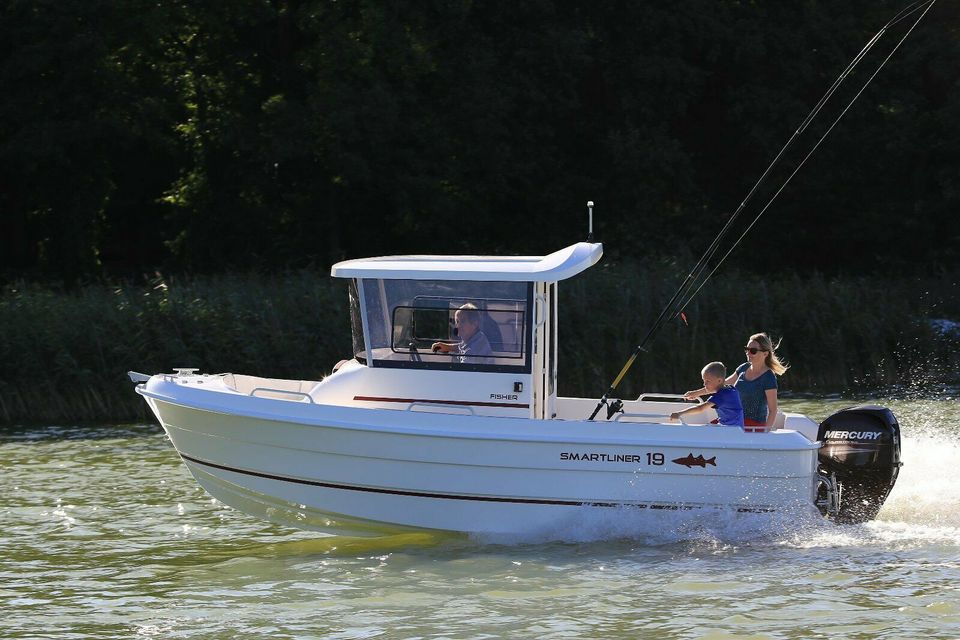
431, 303, 493, 364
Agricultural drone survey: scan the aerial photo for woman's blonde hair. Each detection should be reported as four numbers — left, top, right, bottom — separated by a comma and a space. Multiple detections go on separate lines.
750, 332, 789, 376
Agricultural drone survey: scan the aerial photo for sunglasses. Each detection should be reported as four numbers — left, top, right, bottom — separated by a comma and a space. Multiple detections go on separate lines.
744, 347, 768, 355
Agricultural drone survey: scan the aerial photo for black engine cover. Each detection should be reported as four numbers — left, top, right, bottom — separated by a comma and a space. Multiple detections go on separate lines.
817, 404, 902, 524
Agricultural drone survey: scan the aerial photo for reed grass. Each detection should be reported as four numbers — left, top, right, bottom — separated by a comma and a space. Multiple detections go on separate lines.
561, 262, 959, 399
0, 272, 351, 424
1, 265, 956, 425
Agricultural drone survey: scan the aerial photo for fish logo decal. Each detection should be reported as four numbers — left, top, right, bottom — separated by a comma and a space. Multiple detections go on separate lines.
672, 453, 717, 468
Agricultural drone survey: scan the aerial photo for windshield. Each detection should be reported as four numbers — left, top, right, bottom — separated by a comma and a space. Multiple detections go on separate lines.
361, 279, 532, 373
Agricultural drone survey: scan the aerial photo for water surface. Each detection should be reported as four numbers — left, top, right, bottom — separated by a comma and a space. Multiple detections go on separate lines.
2, 397, 958, 639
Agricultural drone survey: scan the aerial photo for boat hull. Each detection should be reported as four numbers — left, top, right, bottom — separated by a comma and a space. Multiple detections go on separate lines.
141, 376, 821, 536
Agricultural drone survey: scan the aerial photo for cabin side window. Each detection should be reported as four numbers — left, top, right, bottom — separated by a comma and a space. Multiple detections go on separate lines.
360, 279, 532, 373
348, 279, 367, 363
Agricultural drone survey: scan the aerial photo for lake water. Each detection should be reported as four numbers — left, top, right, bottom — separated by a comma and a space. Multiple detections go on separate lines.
2, 397, 959, 639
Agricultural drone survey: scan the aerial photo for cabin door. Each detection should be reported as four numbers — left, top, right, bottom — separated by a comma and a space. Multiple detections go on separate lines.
533, 282, 558, 420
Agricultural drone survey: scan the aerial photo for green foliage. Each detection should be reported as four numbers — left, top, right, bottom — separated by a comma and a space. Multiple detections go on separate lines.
1, 1, 958, 281
0, 267, 955, 424
0, 0, 185, 280
0, 272, 350, 423
561, 261, 959, 399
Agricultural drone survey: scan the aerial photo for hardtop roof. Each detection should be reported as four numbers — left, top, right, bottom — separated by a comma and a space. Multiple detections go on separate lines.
330, 242, 603, 282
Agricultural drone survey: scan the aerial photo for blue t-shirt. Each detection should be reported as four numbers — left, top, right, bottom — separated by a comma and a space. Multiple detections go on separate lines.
707, 386, 744, 426
734, 362, 777, 423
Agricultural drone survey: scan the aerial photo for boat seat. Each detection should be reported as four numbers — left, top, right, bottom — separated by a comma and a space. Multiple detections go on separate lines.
495, 321, 519, 353
480, 313, 506, 351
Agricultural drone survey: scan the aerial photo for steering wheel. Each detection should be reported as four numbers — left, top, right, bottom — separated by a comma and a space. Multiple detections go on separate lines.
408, 341, 422, 363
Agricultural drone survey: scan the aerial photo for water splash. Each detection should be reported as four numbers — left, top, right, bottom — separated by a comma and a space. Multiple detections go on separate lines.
470, 505, 823, 548
881, 435, 960, 529
471, 405, 960, 550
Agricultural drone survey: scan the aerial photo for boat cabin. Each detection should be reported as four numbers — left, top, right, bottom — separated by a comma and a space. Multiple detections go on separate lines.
327, 242, 603, 420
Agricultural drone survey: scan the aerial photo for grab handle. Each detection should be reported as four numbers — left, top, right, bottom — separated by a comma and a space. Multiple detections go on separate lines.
612, 412, 667, 422
249, 388, 315, 403
636, 393, 702, 404
534, 294, 546, 329
407, 402, 475, 415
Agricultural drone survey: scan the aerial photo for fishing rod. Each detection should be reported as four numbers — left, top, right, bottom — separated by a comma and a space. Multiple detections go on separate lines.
673, 0, 938, 317
587, 0, 937, 421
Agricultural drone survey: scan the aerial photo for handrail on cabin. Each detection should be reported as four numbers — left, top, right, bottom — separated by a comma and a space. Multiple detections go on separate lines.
612, 412, 670, 423
636, 393, 702, 404
406, 402, 475, 415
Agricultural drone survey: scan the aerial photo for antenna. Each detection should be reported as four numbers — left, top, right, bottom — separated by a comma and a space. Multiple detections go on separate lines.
586, 201, 594, 242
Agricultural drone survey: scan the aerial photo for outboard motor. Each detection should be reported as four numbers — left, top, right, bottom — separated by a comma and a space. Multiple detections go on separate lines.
817, 405, 902, 524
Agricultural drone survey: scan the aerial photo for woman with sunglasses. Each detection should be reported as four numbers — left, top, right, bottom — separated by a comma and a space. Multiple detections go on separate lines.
684, 332, 788, 429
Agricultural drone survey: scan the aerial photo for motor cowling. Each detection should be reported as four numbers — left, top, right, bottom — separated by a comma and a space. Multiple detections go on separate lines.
817, 404, 902, 524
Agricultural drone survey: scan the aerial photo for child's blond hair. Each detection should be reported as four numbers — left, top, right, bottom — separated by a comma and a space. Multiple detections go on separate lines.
701, 361, 726, 379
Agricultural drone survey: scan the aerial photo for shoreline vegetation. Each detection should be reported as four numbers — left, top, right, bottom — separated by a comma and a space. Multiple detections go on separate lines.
2, 262, 957, 425
4, 3, 958, 284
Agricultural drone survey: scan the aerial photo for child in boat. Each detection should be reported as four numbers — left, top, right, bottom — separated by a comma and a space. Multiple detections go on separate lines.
670, 361, 744, 426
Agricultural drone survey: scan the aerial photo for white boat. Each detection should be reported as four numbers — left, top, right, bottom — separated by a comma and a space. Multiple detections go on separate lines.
132, 241, 901, 536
